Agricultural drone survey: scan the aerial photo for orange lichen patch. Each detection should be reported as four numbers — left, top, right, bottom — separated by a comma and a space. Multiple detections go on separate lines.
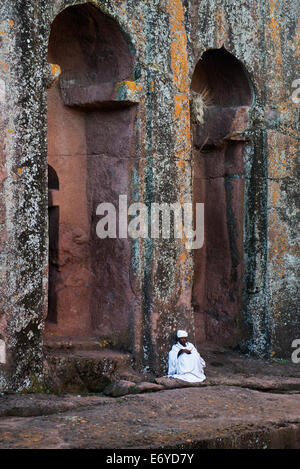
9, 19, 14, 27
17, 432, 44, 446
166, 0, 189, 94
120, 80, 142, 93
215, 6, 229, 46
17, 168, 22, 174
179, 252, 186, 262
166, 0, 191, 210
176, 160, 186, 168
268, 0, 282, 54
266, 0, 286, 104
267, 131, 298, 179
0, 61, 9, 72
98, 339, 112, 348
169, 39, 189, 92
293, 17, 300, 57
269, 180, 280, 207
173, 94, 191, 158
1, 431, 16, 442
116, 80, 143, 103
121, 80, 135, 90
50, 63, 61, 76
277, 101, 291, 116
159, 1, 194, 302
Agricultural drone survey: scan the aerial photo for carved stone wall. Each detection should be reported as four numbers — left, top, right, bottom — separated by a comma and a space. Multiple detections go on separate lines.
0, 0, 298, 390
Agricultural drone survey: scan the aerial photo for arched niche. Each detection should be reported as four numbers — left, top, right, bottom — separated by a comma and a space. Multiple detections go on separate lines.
45, 3, 137, 345
191, 48, 253, 346
48, 2, 134, 105
48, 164, 59, 190
191, 48, 252, 107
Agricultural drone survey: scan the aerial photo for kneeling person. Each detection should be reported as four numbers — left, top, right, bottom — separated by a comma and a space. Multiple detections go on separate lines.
168, 330, 206, 383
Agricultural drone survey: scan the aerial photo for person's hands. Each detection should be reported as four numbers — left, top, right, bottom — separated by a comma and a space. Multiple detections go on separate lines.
178, 348, 191, 357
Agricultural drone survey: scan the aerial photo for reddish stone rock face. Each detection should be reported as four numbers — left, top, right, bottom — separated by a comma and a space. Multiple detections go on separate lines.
191, 49, 253, 347
45, 4, 136, 344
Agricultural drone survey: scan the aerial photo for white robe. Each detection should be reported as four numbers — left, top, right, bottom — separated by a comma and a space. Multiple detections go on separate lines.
167, 341, 206, 383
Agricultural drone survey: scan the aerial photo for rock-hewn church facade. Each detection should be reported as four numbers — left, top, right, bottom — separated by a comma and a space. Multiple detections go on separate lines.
0, 0, 299, 391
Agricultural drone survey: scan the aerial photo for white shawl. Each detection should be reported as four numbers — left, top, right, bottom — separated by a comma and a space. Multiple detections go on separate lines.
168, 341, 206, 383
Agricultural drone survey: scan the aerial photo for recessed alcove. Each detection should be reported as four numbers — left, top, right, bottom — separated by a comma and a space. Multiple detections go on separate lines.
45, 3, 137, 346
191, 47, 252, 107
191, 48, 253, 346
48, 164, 59, 324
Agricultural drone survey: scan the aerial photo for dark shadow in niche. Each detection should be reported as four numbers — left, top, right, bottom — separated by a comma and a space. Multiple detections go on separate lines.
191, 47, 253, 107
48, 163, 59, 190
191, 47, 253, 346
47, 164, 59, 324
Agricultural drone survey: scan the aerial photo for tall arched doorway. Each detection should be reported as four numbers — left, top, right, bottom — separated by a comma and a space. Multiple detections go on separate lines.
45, 3, 137, 347
191, 48, 253, 346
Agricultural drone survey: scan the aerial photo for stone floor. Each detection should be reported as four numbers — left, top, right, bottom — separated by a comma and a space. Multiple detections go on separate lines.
1, 344, 300, 449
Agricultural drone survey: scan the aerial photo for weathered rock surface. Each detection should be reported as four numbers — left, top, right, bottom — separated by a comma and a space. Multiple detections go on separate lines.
132, 382, 165, 393
103, 380, 165, 397
44, 349, 134, 394
103, 380, 137, 397
1, 349, 300, 449
0, 393, 111, 418
0, 385, 300, 449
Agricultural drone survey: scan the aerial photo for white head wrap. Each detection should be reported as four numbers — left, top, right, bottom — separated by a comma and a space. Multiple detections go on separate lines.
177, 330, 188, 338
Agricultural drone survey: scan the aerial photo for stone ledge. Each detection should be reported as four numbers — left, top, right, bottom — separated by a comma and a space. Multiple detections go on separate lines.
103, 380, 165, 397
44, 349, 135, 394
42, 342, 300, 395
59, 79, 141, 109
